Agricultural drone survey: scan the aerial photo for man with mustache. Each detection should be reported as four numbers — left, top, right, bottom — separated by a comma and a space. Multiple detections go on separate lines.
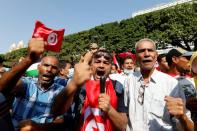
18, 49, 127, 131
124, 38, 194, 131
0, 38, 66, 129
49, 49, 127, 131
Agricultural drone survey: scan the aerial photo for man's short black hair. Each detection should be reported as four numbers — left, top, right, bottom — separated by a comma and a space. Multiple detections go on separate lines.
157, 54, 166, 63
122, 56, 134, 64
59, 60, 72, 69
166, 49, 182, 66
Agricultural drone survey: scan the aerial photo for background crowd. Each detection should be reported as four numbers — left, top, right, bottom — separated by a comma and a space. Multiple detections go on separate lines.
0, 38, 197, 131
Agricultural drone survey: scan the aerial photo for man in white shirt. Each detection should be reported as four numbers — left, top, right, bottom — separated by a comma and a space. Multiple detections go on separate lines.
110, 57, 135, 85
124, 38, 194, 131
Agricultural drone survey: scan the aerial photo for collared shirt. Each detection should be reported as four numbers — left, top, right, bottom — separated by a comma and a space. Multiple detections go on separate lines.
12, 77, 65, 128
124, 69, 189, 131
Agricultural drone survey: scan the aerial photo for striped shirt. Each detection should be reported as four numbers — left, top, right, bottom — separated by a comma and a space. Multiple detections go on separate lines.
12, 77, 65, 129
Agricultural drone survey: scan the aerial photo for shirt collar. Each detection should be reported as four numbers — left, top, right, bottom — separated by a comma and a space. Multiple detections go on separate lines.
137, 69, 157, 84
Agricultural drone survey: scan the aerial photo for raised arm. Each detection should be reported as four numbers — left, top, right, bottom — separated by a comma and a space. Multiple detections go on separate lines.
51, 55, 92, 117
0, 38, 45, 95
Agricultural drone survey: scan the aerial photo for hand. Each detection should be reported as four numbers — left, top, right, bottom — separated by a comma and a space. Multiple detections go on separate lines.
72, 62, 91, 86
19, 120, 39, 131
79, 51, 93, 64
164, 96, 185, 119
27, 38, 45, 63
98, 93, 111, 112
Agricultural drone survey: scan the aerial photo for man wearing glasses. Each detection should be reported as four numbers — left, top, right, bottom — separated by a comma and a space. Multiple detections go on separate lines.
124, 38, 194, 131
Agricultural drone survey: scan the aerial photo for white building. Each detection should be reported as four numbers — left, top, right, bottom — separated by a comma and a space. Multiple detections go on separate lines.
132, 0, 193, 17
9, 40, 25, 52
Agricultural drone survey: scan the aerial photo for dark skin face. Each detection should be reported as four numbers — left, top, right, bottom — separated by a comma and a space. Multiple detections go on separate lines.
91, 56, 112, 81
60, 63, 71, 78
176, 56, 191, 74
192, 56, 197, 75
38, 56, 59, 89
159, 57, 169, 72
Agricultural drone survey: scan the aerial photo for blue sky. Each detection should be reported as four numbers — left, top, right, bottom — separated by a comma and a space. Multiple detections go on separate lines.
0, 0, 173, 54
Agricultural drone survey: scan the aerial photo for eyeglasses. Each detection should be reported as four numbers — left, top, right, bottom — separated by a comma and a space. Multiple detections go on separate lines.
137, 84, 146, 105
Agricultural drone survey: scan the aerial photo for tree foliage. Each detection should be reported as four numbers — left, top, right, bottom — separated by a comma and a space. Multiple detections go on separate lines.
3, 2, 196, 65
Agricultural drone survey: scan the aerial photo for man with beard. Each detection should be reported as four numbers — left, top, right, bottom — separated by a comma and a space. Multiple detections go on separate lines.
124, 38, 194, 131
0, 38, 65, 129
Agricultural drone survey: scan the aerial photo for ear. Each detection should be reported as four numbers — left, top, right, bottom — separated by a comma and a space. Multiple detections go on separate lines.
59, 69, 64, 75
192, 57, 197, 75
155, 51, 158, 59
172, 56, 179, 64
37, 64, 41, 70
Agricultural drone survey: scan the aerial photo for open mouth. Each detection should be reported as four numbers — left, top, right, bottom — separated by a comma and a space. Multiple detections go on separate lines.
96, 70, 105, 79
142, 59, 152, 64
42, 73, 53, 81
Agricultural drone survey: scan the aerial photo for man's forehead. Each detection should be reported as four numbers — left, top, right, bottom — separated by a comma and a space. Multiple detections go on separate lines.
42, 58, 59, 66
93, 56, 111, 63
137, 41, 155, 49
124, 58, 133, 63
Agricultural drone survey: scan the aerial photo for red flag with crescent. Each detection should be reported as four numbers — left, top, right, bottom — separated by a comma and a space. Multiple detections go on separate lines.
32, 21, 65, 52
80, 79, 117, 131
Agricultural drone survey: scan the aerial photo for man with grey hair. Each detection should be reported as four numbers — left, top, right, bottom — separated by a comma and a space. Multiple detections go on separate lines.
124, 38, 194, 131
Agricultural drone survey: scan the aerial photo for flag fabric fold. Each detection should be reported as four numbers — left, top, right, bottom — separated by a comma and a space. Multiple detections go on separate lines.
32, 21, 65, 52
80, 79, 117, 131
112, 54, 120, 69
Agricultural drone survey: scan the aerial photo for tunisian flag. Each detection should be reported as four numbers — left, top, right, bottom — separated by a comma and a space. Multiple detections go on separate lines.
32, 21, 65, 52
80, 79, 117, 131
112, 51, 120, 69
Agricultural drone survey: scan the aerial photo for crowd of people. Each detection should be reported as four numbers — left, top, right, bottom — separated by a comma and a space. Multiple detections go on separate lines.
0, 37, 196, 131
